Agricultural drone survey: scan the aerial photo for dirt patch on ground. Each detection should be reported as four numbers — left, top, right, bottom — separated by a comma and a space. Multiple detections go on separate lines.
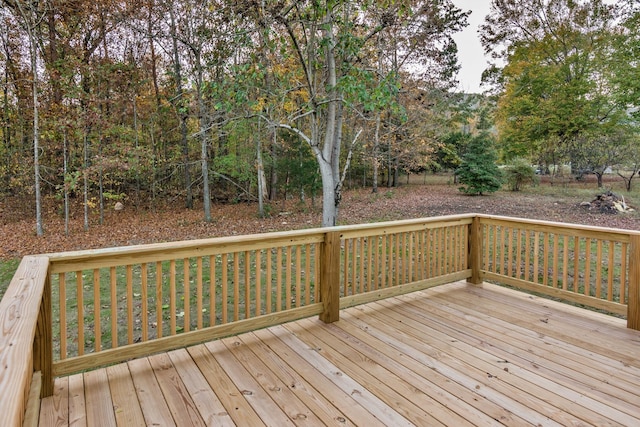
2, 182, 639, 260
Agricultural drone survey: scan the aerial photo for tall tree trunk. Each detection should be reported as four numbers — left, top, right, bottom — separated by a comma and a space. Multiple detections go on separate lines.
269, 129, 278, 201
14, 0, 44, 236
194, 50, 211, 222
256, 119, 267, 217
63, 131, 69, 236
83, 131, 90, 231
372, 112, 381, 194
30, 32, 43, 236
169, 5, 192, 209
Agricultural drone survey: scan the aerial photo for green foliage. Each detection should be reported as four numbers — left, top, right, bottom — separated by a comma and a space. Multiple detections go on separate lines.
504, 158, 538, 191
0, 259, 20, 301
483, 0, 635, 170
455, 133, 503, 195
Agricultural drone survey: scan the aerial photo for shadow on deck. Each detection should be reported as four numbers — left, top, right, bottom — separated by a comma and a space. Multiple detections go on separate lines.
39, 282, 640, 427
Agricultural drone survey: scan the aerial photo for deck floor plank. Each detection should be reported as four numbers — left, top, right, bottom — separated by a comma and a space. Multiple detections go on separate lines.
250, 328, 387, 427
220, 335, 328, 425
452, 285, 640, 363
83, 369, 116, 427
237, 331, 359, 426
409, 286, 640, 392
204, 340, 297, 426
147, 352, 206, 426
373, 292, 636, 426
341, 300, 565, 427
291, 317, 467, 427
67, 373, 86, 427
105, 363, 145, 427
127, 357, 176, 426
435, 285, 640, 378
166, 348, 236, 427
187, 343, 265, 426
39, 376, 68, 427
322, 316, 521, 427
395, 288, 640, 409
38, 282, 640, 426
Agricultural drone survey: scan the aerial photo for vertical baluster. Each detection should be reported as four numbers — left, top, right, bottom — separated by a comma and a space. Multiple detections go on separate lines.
408, 232, 414, 282
169, 260, 176, 335
584, 239, 592, 296
234, 253, 240, 321
296, 246, 302, 307
256, 250, 263, 314
344, 239, 350, 296
375, 235, 381, 289
141, 263, 148, 341
551, 234, 559, 288
524, 231, 531, 281
621, 243, 628, 304
286, 246, 292, 310
245, 251, 251, 318
395, 233, 401, 286
196, 257, 203, 330
314, 243, 320, 302
595, 241, 603, 299
551, 234, 559, 287
210, 255, 216, 326
76, 271, 84, 356
532, 232, 540, 284
515, 229, 522, 279
127, 265, 134, 343
367, 236, 374, 291
305, 245, 311, 305
59, 273, 67, 359
607, 242, 615, 301
276, 248, 283, 312
180, 258, 188, 330
380, 234, 387, 288
484, 225, 491, 274
155, 262, 162, 339
506, 227, 513, 277
221, 254, 228, 323
359, 237, 365, 293
542, 233, 549, 286
351, 239, 357, 293
562, 236, 569, 290
573, 237, 580, 293
110, 267, 117, 348
93, 269, 101, 353
266, 250, 272, 314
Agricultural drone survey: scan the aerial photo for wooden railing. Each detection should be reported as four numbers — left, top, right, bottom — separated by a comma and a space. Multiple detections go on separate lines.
477, 215, 639, 320
1, 213, 639, 426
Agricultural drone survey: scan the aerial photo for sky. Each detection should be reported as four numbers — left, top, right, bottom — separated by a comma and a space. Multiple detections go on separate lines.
450, 0, 493, 94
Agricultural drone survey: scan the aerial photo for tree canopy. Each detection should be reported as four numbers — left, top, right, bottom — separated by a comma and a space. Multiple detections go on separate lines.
480, 0, 640, 186
0, 0, 471, 231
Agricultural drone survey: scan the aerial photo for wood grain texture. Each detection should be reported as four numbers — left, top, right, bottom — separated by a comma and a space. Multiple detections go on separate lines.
0, 256, 49, 427
38, 281, 640, 427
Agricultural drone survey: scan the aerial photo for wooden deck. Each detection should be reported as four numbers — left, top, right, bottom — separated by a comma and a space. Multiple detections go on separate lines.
38, 281, 640, 427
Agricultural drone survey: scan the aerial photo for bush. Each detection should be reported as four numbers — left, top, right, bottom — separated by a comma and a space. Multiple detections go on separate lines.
504, 158, 538, 191
455, 133, 503, 195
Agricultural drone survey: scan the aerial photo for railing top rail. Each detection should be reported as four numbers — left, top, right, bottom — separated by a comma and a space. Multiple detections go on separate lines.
0, 256, 49, 427
45, 214, 478, 273
477, 213, 640, 240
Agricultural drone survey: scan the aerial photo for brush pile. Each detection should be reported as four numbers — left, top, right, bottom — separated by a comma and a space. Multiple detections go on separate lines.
580, 191, 634, 214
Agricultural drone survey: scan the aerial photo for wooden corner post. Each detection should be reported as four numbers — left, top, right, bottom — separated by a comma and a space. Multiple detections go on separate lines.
320, 230, 341, 323
468, 216, 482, 285
34, 271, 53, 397
628, 235, 640, 330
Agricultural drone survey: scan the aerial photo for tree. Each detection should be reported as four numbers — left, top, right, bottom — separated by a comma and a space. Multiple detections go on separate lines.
455, 132, 503, 195
481, 0, 630, 174
4, 0, 46, 235
504, 157, 537, 191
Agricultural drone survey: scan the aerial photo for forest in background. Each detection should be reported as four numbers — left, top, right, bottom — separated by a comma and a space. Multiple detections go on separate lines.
1, 0, 639, 234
